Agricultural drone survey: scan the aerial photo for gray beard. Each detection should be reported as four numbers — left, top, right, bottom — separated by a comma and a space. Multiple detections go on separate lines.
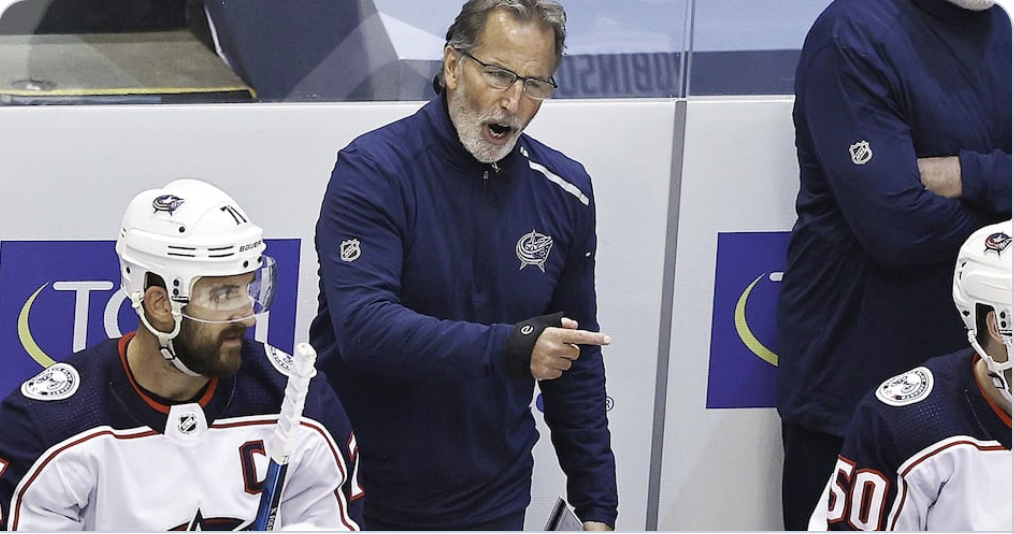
943, 0, 995, 10
447, 76, 522, 164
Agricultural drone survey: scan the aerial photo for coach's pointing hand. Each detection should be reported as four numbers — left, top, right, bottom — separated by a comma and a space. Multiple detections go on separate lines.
504, 312, 611, 380
530, 317, 611, 380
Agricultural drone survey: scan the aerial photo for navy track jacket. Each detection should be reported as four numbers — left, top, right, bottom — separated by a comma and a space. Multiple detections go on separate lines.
777, 0, 1012, 436
310, 96, 617, 528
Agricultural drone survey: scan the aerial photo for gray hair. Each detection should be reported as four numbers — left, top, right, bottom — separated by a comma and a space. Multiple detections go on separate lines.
433, 0, 567, 93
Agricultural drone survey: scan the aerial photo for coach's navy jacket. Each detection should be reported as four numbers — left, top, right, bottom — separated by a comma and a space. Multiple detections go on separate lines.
310, 96, 617, 528
777, 0, 1012, 437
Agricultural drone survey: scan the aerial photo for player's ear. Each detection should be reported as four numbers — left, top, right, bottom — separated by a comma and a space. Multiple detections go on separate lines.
986, 311, 1005, 345
142, 285, 175, 329
443, 45, 462, 91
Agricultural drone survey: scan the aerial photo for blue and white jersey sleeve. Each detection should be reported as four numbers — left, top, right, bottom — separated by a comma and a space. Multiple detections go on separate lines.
281, 376, 365, 531
0, 397, 81, 531
808, 400, 913, 531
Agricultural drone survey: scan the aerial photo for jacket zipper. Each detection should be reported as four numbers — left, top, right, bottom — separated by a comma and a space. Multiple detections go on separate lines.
482, 162, 500, 190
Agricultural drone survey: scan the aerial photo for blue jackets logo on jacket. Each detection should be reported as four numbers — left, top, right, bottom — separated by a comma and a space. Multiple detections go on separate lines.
516, 230, 553, 272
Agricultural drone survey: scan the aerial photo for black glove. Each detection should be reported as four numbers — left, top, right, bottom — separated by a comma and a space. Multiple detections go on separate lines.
504, 311, 564, 377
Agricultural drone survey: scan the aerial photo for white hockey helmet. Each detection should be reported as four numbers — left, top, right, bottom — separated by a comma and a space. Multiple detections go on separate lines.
115, 179, 276, 374
953, 219, 1012, 401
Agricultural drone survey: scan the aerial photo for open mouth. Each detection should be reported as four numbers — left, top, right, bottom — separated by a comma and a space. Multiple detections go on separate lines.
483, 122, 516, 145
489, 123, 511, 138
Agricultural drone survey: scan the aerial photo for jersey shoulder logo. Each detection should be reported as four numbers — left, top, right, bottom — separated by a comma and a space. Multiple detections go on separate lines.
21, 362, 81, 401
516, 230, 554, 273
264, 344, 294, 376
340, 238, 362, 262
849, 140, 873, 165
875, 366, 933, 407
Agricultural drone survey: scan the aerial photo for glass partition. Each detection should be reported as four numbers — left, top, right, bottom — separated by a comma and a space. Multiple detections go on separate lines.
0, 0, 832, 104
551, 0, 689, 99
686, 0, 830, 95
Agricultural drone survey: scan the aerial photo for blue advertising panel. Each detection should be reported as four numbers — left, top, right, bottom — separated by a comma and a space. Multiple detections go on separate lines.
706, 231, 789, 409
0, 239, 300, 398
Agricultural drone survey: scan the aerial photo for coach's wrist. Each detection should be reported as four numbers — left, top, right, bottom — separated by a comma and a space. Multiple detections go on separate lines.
504, 311, 564, 377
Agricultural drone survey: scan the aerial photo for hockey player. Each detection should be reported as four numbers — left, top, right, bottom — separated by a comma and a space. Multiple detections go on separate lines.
808, 219, 1012, 531
0, 179, 363, 531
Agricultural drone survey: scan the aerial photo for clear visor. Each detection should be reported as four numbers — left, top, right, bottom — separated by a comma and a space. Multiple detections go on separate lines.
181, 256, 277, 324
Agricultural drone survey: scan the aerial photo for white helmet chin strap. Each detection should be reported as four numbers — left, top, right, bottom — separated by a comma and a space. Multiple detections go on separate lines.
968, 330, 1013, 405
129, 292, 202, 377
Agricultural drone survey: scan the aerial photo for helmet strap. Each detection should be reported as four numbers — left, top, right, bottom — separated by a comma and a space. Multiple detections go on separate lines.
999, 338, 1014, 405
129, 292, 202, 377
968, 330, 1013, 405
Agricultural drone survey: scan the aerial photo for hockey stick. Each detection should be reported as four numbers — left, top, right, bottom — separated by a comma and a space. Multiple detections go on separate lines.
253, 342, 318, 531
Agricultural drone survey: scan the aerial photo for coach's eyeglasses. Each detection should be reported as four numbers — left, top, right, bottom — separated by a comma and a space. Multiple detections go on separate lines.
455, 48, 557, 101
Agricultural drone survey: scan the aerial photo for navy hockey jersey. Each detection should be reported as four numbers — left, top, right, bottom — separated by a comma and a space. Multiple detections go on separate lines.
777, 0, 1012, 436
0, 334, 364, 531
809, 351, 1012, 531
310, 96, 617, 528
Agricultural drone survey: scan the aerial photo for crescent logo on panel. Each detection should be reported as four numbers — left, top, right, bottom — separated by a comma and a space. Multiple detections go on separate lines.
705, 231, 790, 409
0, 239, 302, 399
